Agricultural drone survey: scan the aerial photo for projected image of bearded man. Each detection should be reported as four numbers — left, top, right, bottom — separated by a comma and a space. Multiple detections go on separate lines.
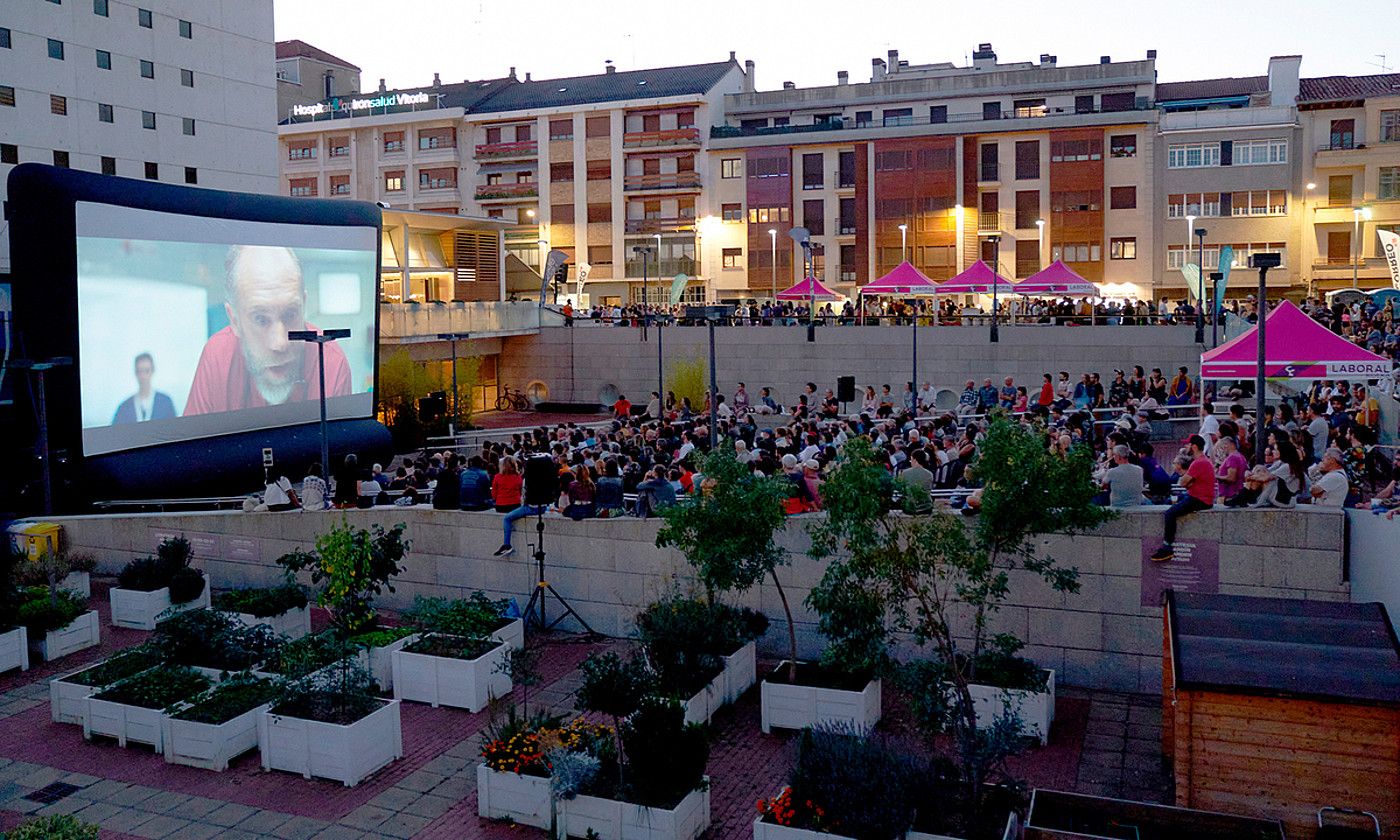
185, 245, 351, 415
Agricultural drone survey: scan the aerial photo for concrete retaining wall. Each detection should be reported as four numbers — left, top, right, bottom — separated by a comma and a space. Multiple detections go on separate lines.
46, 505, 1345, 694
500, 325, 1203, 408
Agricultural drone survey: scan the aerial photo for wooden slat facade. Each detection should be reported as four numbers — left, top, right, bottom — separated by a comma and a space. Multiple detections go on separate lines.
453, 230, 501, 302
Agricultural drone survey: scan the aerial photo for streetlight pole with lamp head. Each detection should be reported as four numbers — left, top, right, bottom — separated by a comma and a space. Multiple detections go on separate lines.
287, 328, 351, 489
5, 356, 72, 514
788, 227, 813, 342
1195, 227, 1208, 344
768, 228, 777, 305
1353, 205, 1372, 289
436, 332, 470, 436
1248, 251, 1281, 465
1035, 218, 1045, 269
654, 233, 664, 400
1303, 183, 1316, 298
988, 234, 1001, 343
632, 245, 651, 341
898, 223, 908, 262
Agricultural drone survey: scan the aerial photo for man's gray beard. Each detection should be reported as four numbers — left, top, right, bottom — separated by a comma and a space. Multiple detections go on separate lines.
253, 372, 296, 405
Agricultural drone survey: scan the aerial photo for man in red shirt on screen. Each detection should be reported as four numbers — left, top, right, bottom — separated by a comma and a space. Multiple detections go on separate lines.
185, 245, 351, 415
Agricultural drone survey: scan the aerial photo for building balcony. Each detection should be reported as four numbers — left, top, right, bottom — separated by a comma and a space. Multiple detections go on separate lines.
622, 127, 702, 148
283, 153, 321, 170
474, 140, 538, 161
624, 216, 696, 234
414, 142, 460, 161
977, 211, 1007, 233
624, 257, 700, 278
474, 182, 539, 201
1313, 145, 1375, 168
622, 172, 702, 192
379, 301, 547, 344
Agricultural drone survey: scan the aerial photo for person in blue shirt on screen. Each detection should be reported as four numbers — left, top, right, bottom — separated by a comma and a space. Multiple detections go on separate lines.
112, 352, 176, 424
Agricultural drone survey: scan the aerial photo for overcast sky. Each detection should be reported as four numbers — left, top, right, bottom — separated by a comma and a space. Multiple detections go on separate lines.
275, 0, 1399, 92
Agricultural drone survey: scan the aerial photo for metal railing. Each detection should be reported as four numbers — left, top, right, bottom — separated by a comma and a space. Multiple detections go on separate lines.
474, 140, 538, 159
622, 128, 702, 147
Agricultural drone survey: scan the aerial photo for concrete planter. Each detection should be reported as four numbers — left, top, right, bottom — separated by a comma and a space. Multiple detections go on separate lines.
109, 573, 210, 630
32, 610, 101, 662
356, 633, 419, 691
162, 702, 271, 771
258, 697, 402, 787
59, 571, 90, 600
476, 764, 552, 829
0, 627, 28, 674
391, 636, 510, 712
964, 669, 1056, 746
721, 641, 757, 705
760, 663, 881, 734
558, 779, 710, 840
230, 605, 311, 640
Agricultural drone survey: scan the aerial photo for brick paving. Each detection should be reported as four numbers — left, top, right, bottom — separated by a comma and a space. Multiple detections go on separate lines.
0, 579, 1171, 838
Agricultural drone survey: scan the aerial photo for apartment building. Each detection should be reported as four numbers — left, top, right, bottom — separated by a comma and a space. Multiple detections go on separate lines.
277, 57, 746, 305
1297, 73, 1400, 293
0, 0, 279, 274
705, 45, 1160, 300
1153, 56, 1305, 298
275, 39, 360, 121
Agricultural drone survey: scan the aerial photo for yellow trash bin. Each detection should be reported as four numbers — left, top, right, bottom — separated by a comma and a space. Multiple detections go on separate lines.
6, 522, 62, 561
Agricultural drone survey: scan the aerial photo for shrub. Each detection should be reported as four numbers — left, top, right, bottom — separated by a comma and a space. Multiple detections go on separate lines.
345, 625, 417, 650
14, 548, 96, 588
277, 521, 409, 633
8, 814, 99, 840
481, 706, 566, 775
401, 633, 500, 661
173, 673, 280, 724
116, 557, 169, 592
575, 651, 656, 788
270, 658, 382, 725
150, 610, 281, 672
781, 725, 924, 840
402, 593, 507, 638
261, 632, 355, 679
92, 666, 211, 710
619, 696, 709, 809
17, 587, 87, 635
117, 536, 200, 594
213, 584, 309, 618
68, 646, 161, 687
167, 566, 206, 604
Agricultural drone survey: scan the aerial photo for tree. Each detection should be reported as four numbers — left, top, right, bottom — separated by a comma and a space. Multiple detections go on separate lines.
655, 449, 797, 679
278, 520, 410, 634
429, 355, 480, 429
377, 349, 438, 447
665, 355, 708, 408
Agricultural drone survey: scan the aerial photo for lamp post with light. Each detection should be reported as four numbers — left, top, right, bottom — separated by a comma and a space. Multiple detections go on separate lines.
898, 223, 908, 261
988, 233, 1001, 343
1304, 183, 1316, 297
5, 356, 72, 514
768, 228, 777, 305
632, 245, 652, 341
1354, 205, 1372, 289
436, 332, 470, 436
1194, 227, 1208, 344
287, 328, 351, 488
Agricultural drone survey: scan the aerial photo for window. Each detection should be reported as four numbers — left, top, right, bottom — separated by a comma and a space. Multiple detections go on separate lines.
289, 178, 316, 197
1382, 110, 1400, 143
100, 156, 115, 175
1328, 174, 1353, 206
184, 166, 197, 185
1110, 134, 1137, 158
383, 132, 404, 153
929, 105, 947, 124
979, 143, 998, 181
586, 160, 610, 181
722, 248, 742, 269
1167, 192, 1221, 218
1110, 237, 1136, 260
49, 39, 65, 60
982, 102, 1002, 121
550, 203, 574, 224
1012, 98, 1046, 118
1075, 95, 1094, 114
585, 116, 609, 138
1329, 119, 1355, 150
418, 127, 455, 150
837, 151, 855, 188
94, 0, 108, 15
51, 95, 67, 116
1100, 91, 1135, 112
179, 19, 192, 38
721, 158, 741, 179
803, 199, 824, 235
287, 143, 316, 160
839, 198, 856, 234
141, 111, 155, 129
0, 87, 13, 107
854, 111, 872, 128
586, 203, 610, 223
485, 173, 502, 186
1014, 140, 1039, 180
98, 103, 113, 122
182, 117, 195, 136
180, 68, 194, 88
549, 119, 572, 140
328, 138, 349, 157
747, 206, 790, 224
138, 8, 152, 27
876, 150, 912, 171
721, 203, 742, 222
740, 118, 767, 132
1380, 167, 1400, 201
53, 150, 70, 168
140, 60, 154, 79
514, 170, 534, 184
748, 156, 789, 178
515, 124, 531, 142
1227, 189, 1287, 216
1231, 138, 1287, 165
0, 28, 8, 48
1167, 142, 1220, 168
144, 162, 158, 180
773, 117, 790, 128
419, 168, 455, 190
883, 107, 913, 127
1015, 240, 1041, 276
1014, 191, 1039, 229
383, 171, 403, 192
0, 144, 16, 164
1110, 186, 1136, 210
802, 153, 823, 189
588, 245, 612, 265
96, 49, 111, 69
1051, 242, 1101, 262
549, 162, 573, 182
1050, 138, 1103, 162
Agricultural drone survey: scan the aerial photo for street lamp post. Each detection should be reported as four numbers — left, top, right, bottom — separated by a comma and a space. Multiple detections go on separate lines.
1035, 218, 1045, 272
1194, 227, 1208, 344
988, 234, 1001, 343
1249, 251, 1281, 465
1207, 273, 1223, 348
632, 245, 651, 341
898, 223, 908, 262
654, 240, 663, 402
1304, 183, 1316, 298
1353, 206, 1372, 288
436, 332, 470, 436
6, 356, 72, 514
768, 228, 777, 305
288, 328, 351, 486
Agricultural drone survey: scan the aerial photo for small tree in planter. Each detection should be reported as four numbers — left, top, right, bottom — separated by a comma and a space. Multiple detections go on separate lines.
16, 547, 96, 597
635, 595, 768, 720
112, 537, 208, 630
149, 609, 282, 673
0, 547, 27, 673
277, 520, 409, 634
575, 651, 657, 789
655, 450, 794, 679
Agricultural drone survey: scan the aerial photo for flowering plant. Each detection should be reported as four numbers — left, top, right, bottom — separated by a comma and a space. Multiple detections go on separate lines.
757, 786, 831, 831
481, 718, 613, 776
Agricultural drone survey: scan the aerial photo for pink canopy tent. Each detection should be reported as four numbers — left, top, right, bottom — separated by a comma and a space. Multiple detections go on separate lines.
776, 275, 842, 301
1013, 260, 1100, 297
932, 260, 1017, 295
1200, 300, 1393, 380
860, 261, 940, 296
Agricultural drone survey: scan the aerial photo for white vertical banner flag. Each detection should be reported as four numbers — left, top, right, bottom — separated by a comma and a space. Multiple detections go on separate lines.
1377, 228, 1400, 291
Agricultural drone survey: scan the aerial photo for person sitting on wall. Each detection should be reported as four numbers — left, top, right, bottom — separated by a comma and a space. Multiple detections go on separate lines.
112, 352, 176, 424
186, 245, 352, 415
1150, 434, 1215, 562
299, 462, 328, 511
262, 469, 300, 512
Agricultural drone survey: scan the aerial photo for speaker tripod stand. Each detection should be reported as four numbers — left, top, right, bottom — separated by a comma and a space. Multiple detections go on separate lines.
522, 511, 597, 636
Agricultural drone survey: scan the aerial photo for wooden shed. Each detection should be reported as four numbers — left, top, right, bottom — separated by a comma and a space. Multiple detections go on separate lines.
1163, 591, 1400, 839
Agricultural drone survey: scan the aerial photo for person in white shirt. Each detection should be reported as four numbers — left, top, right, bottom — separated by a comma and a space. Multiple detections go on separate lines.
1309, 449, 1349, 507
918, 382, 936, 411
1197, 401, 1220, 455
299, 463, 328, 511
262, 472, 299, 512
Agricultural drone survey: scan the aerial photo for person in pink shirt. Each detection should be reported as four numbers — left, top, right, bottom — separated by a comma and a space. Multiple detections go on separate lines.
1151, 434, 1216, 561
185, 245, 351, 415
1213, 437, 1249, 502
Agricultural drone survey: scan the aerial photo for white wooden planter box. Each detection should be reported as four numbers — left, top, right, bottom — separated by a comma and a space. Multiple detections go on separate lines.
558, 779, 710, 840
760, 663, 881, 734
0, 627, 28, 674
680, 670, 725, 727
109, 573, 210, 631
908, 812, 1020, 840
752, 819, 857, 840
59, 571, 90, 600
964, 669, 1056, 746
354, 632, 419, 691
258, 697, 403, 787
51, 657, 148, 726
162, 702, 271, 771
721, 641, 757, 705
85, 695, 171, 751
492, 617, 525, 650
230, 605, 311, 640
475, 764, 552, 829
391, 636, 510, 712
31, 610, 101, 662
